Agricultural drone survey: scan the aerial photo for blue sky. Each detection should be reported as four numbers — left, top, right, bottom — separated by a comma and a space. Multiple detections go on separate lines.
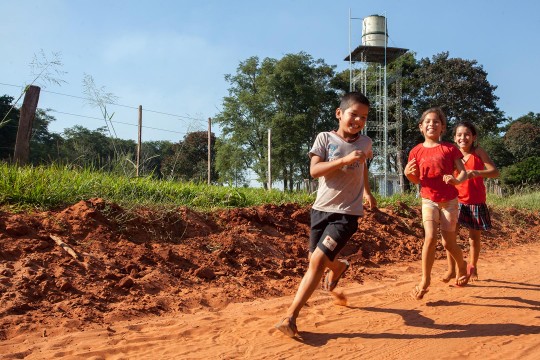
2, 0, 539, 142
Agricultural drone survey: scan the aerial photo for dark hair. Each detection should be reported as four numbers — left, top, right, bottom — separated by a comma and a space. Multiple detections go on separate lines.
418, 107, 447, 128
340, 91, 370, 110
453, 120, 478, 150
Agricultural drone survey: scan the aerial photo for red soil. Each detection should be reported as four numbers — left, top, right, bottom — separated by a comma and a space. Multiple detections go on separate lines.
0, 198, 538, 341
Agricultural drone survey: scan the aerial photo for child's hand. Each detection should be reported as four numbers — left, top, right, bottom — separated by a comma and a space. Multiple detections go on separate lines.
467, 170, 479, 179
342, 150, 366, 165
404, 159, 419, 177
364, 193, 377, 210
443, 174, 459, 185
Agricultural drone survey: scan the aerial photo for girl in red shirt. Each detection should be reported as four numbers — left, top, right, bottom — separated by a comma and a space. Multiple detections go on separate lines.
441, 121, 499, 282
404, 107, 470, 300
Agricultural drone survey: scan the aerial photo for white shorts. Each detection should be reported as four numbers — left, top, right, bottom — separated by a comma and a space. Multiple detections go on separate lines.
421, 197, 459, 231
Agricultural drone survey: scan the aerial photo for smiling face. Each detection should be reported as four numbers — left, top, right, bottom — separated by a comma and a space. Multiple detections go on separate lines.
336, 102, 369, 139
454, 125, 476, 152
419, 111, 445, 141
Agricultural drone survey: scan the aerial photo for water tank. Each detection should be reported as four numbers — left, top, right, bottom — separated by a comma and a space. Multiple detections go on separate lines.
362, 15, 388, 47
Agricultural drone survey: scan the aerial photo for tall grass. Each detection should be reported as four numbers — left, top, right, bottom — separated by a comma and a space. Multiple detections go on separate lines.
0, 163, 314, 211
1, 163, 538, 212
488, 191, 540, 211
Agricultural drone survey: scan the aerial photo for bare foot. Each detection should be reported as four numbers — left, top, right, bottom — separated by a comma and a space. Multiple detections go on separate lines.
411, 285, 429, 300
274, 316, 298, 338
323, 260, 350, 292
331, 290, 348, 306
469, 265, 478, 282
455, 262, 472, 287
440, 271, 455, 283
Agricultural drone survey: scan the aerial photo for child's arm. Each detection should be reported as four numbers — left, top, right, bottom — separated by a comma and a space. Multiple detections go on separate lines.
363, 162, 377, 210
404, 158, 420, 184
467, 147, 500, 179
310, 150, 367, 179
443, 158, 467, 185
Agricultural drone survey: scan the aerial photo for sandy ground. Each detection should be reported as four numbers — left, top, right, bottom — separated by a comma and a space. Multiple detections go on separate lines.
1, 242, 539, 359
1, 200, 539, 359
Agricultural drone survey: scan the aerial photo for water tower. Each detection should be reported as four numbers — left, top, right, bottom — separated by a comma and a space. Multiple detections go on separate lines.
345, 14, 408, 196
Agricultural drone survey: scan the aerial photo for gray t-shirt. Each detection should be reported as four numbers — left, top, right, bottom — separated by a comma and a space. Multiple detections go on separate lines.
309, 131, 372, 216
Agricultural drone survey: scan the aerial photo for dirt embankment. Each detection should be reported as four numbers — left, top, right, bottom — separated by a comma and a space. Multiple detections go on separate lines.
0, 198, 538, 341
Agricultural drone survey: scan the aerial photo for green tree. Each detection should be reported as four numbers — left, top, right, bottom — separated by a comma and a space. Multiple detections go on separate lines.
0, 95, 19, 160
214, 56, 275, 188
0, 96, 61, 164
60, 125, 138, 174
407, 52, 504, 149
479, 134, 515, 169
215, 138, 249, 187
503, 121, 540, 161
501, 112, 540, 163
139, 140, 174, 178
29, 109, 64, 164
61, 126, 117, 168
215, 53, 339, 190
500, 156, 540, 190
507, 112, 540, 127
269, 53, 339, 190
161, 131, 217, 183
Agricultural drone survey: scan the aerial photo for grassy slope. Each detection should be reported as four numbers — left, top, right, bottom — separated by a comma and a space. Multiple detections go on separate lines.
1, 163, 538, 212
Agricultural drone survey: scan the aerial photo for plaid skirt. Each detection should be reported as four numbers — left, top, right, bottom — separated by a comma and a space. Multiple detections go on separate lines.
458, 203, 492, 230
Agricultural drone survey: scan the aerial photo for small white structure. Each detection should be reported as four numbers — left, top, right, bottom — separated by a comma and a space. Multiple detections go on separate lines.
362, 15, 388, 47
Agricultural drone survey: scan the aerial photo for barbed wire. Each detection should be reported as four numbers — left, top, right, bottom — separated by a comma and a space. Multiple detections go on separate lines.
0, 81, 209, 135
0, 107, 197, 137
46, 110, 192, 136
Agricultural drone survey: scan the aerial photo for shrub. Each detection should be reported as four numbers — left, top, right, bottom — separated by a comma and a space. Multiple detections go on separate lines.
500, 156, 540, 191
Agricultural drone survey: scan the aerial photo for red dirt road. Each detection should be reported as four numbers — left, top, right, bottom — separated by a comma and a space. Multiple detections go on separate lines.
0, 199, 539, 359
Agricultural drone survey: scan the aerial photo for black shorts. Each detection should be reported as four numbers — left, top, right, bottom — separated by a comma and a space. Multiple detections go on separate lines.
309, 209, 359, 261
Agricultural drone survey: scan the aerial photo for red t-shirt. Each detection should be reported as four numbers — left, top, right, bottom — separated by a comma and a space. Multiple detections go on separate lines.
455, 151, 486, 204
408, 142, 463, 202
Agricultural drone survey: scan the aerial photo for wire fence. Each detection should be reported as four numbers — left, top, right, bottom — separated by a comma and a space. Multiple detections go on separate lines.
0, 82, 511, 193
0, 81, 209, 144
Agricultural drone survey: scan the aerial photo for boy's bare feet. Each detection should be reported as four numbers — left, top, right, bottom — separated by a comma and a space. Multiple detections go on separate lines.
330, 290, 348, 306
274, 316, 298, 338
322, 260, 350, 292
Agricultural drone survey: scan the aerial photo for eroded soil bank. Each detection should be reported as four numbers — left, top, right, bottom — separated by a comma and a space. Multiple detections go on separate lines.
1, 199, 538, 341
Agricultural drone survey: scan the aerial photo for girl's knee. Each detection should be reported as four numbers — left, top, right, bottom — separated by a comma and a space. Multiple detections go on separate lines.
442, 242, 454, 251
423, 236, 437, 248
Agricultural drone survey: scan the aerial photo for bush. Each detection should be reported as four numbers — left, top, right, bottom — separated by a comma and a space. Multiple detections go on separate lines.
500, 156, 540, 191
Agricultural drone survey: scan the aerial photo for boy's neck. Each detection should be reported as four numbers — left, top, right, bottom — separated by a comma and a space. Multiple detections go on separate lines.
334, 129, 359, 142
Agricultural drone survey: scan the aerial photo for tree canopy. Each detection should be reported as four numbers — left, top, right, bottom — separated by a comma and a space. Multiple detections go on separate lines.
402, 52, 505, 150
2, 48, 539, 191
161, 131, 217, 183
214, 52, 340, 190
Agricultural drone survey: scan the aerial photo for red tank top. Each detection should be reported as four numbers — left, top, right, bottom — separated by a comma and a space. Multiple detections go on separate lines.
455, 151, 486, 204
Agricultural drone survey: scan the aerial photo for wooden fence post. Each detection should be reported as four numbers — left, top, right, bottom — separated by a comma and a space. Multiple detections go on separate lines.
136, 105, 142, 177
208, 117, 211, 185
13, 85, 41, 165
267, 128, 272, 190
